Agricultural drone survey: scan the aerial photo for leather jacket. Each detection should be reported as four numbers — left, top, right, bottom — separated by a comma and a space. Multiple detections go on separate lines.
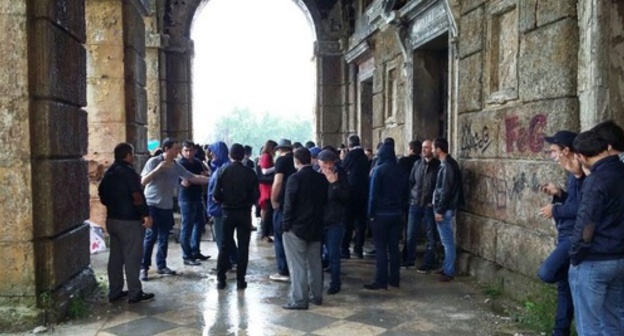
409, 157, 441, 206
433, 155, 464, 214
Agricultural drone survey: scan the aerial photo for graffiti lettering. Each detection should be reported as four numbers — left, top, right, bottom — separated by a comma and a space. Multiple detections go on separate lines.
460, 121, 492, 154
463, 170, 507, 210
505, 114, 547, 153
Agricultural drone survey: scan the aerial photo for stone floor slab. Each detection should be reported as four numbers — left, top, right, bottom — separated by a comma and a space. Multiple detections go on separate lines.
311, 320, 387, 336
274, 311, 338, 333
103, 316, 178, 336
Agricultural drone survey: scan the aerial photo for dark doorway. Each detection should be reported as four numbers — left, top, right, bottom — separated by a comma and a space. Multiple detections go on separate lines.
359, 77, 374, 148
412, 33, 449, 141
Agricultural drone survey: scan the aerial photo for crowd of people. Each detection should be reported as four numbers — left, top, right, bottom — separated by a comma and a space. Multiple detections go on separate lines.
98, 120, 624, 334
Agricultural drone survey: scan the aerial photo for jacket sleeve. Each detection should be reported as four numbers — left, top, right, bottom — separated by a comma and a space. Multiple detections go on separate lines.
552, 177, 584, 220
329, 171, 350, 205
435, 164, 455, 214
367, 168, 380, 218
213, 168, 224, 203
281, 176, 299, 231
570, 180, 604, 265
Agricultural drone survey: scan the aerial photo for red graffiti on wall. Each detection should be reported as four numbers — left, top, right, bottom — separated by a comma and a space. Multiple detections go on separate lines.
505, 114, 547, 153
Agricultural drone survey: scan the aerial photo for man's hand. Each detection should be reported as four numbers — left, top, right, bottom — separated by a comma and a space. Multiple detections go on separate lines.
322, 168, 338, 184
435, 213, 443, 222
180, 179, 191, 187
143, 216, 153, 228
539, 182, 560, 197
272, 202, 280, 210
539, 204, 554, 219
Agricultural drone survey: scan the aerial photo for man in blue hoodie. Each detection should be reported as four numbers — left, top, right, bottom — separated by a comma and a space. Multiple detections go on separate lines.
537, 130, 583, 336
569, 131, 624, 335
364, 142, 408, 290
208, 142, 237, 271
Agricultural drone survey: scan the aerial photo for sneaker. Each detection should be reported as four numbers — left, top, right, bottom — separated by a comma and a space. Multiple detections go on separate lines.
352, 251, 363, 259
416, 266, 433, 274
327, 287, 340, 295
363, 249, 377, 257
128, 291, 155, 304
363, 283, 387, 290
402, 262, 415, 269
237, 281, 248, 290
217, 281, 226, 290
183, 259, 201, 266
194, 253, 211, 261
109, 290, 129, 303
269, 273, 290, 282
157, 267, 177, 276
140, 269, 148, 281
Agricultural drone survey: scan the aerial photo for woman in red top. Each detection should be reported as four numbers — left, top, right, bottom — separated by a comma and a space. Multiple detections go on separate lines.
258, 140, 277, 241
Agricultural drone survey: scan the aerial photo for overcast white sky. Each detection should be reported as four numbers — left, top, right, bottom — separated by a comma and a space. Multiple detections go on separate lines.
191, 0, 317, 143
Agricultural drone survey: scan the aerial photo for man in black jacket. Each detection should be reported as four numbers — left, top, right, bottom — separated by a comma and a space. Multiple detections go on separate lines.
213, 144, 259, 290
432, 138, 463, 282
282, 148, 328, 309
568, 131, 624, 335
341, 134, 370, 258
98, 143, 154, 304
318, 150, 350, 294
404, 140, 441, 271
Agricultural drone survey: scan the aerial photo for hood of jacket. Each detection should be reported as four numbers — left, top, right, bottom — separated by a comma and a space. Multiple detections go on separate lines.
209, 141, 229, 169
376, 143, 396, 165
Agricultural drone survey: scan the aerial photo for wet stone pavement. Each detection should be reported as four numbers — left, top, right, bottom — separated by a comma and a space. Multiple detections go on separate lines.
11, 226, 530, 336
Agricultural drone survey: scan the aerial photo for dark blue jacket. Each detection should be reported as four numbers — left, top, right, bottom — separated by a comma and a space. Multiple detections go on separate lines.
552, 173, 585, 238
367, 143, 408, 218
570, 155, 624, 265
207, 142, 229, 217
342, 147, 370, 205
177, 156, 205, 202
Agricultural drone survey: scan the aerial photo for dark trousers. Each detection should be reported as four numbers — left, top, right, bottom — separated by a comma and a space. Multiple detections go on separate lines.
537, 236, 574, 336
261, 200, 274, 238
273, 209, 289, 275
142, 206, 174, 270
107, 218, 144, 300
342, 199, 367, 254
370, 214, 401, 287
217, 208, 251, 283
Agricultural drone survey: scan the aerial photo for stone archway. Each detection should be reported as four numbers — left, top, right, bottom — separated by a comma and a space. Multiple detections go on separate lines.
159, 0, 350, 146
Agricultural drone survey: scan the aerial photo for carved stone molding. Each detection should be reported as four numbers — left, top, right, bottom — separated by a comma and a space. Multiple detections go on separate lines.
345, 40, 372, 63
315, 40, 343, 56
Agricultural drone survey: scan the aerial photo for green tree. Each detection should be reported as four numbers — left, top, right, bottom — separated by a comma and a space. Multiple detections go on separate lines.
213, 107, 314, 154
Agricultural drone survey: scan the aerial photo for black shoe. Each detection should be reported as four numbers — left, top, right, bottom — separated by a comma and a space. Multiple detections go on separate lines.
402, 262, 415, 269
327, 287, 340, 295
183, 259, 201, 266
353, 252, 363, 259
363, 283, 387, 290
217, 281, 226, 290
109, 290, 129, 303
128, 291, 155, 304
310, 297, 323, 305
282, 303, 308, 310
340, 252, 351, 259
237, 281, 247, 290
363, 249, 376, 257
194, 254, 211, 261
416, 265, 433, 274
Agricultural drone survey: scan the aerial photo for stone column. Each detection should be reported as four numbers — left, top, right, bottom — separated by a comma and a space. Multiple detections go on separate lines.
316, 40, 346, 147
1, 1, 94, 330
86, 0, 149, 227
578, 0, 624, 129
164, 37, 193, 141
145, 1, 167, 143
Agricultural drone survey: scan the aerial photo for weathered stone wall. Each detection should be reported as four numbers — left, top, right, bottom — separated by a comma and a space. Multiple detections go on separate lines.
85, 0, 149, 227
455, 0, 579, 285
578, 0, 624, 129
1, 0, 94, 330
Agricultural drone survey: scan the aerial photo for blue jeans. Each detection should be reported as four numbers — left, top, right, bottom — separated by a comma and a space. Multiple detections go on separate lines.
273, 209, 289, 275
537, 236, 573, 336
569, 258, 624, 336
435, 209, 456, 277
370, 214, 401, 287
179, 201, 204, 260
142, 206, 174, 270
213, 216, 238, 266
406, 204, 437, 267
323, 226, 345, 289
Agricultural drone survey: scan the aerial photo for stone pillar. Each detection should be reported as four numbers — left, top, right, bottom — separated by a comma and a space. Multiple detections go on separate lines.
86, 0, 149, 227
578, 0, 624, 129
164, 37, 193, 141
145, 0, 167, 144
1, 1, 94, 330
316, 40, 346, 147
